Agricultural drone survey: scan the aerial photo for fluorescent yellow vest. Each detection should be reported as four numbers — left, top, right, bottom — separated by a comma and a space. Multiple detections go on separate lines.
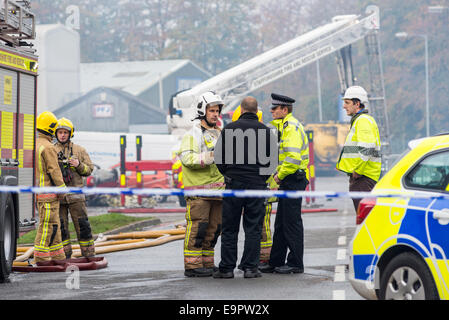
179, 122, 224, 190
336, 113, 381, 181
275, 113, 309, 181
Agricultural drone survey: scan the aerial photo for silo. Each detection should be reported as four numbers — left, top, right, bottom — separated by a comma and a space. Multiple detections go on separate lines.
33, 24, 80, 114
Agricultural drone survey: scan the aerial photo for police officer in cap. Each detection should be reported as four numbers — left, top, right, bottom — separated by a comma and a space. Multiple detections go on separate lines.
259, 93, 309, 274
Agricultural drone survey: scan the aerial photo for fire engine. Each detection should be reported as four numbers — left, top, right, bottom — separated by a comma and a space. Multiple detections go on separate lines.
0, 0, 37, 283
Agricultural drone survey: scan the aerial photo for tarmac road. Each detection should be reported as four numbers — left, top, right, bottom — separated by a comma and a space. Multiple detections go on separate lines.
1, 174, 365, 301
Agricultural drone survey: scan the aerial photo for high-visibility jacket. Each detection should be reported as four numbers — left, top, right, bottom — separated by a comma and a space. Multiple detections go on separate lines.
179, 121, 224, 190
35, 133, 66, 202
336, 110, 381, 181
54, 141, 94, 203
274, 113, 309, 181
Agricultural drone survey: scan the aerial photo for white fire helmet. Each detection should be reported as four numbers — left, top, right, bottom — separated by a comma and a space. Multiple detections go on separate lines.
196, 91, 224, 117
342, 86, 369, 105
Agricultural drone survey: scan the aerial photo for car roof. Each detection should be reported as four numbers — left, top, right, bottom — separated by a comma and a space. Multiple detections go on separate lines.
408, 133, 449, 150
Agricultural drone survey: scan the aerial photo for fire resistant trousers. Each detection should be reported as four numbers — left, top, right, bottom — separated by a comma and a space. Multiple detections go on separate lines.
34, 200, 66, 262
269, 174, 308, 269
184, 198, 222, 270
260, 202, 273, 262
60, 201, 95, 258
219, 180, 267, 272
349, 174, 377, 212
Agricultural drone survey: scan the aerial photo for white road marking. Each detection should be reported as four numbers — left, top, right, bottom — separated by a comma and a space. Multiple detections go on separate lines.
337, 248, 347, 260
333, 290, 346, 300
338, 236, 347, 246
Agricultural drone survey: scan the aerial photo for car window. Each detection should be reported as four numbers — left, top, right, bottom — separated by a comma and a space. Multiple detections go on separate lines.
404, 150, 449, 191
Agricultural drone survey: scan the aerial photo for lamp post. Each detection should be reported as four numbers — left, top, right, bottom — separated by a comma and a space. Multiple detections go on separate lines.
395, 32, 430, 137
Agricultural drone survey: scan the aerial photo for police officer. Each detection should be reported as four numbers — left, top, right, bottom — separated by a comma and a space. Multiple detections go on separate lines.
34, 111, 66, 262
259, 93, 309, 274
336, 86, 381, 211
55, 117, 95, 258
180, 91, 225, 277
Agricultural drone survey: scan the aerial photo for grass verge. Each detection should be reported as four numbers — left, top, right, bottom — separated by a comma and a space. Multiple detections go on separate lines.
18, 212, 152, 245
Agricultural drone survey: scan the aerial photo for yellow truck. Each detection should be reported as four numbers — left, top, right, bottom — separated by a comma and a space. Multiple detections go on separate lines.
304, 122, 349, 176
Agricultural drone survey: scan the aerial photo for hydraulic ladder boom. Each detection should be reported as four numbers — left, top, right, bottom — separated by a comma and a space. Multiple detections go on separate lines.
168, 5, 388, 155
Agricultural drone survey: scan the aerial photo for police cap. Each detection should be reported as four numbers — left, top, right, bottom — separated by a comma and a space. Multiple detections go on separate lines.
271, 93, 295, 107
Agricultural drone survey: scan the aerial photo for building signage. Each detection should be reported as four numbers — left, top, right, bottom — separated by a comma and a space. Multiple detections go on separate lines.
92, 103, 114, 118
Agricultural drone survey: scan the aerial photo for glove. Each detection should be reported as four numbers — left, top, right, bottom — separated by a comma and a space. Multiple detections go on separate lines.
203, 151, 215, 165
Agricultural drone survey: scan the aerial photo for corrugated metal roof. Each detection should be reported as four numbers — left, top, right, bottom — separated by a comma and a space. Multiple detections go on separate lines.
80, 59, 195, 96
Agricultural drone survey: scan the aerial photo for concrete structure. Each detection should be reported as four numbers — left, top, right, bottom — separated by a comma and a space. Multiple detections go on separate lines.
33, 24, 80, 114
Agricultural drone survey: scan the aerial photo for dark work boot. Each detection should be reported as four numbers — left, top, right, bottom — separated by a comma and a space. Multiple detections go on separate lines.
213, 269, 234, 279
258, 264, 275, 273
244, 268, 262, 278
184, 268, 213, 277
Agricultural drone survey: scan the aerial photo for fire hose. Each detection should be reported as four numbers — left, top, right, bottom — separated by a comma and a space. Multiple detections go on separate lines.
13, 227, 186, 267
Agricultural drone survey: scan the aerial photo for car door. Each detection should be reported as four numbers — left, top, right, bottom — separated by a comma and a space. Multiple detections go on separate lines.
403, 149, 449, 299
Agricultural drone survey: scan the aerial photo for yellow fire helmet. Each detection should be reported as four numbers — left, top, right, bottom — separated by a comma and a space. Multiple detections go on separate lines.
231, 105, 263, 122
36, 111, 58, 136
56, 117, 74, 138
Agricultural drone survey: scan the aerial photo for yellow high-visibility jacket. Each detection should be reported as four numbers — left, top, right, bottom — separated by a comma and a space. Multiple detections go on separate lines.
336, 111, 381, 181
275, 113, 309, 181
179, 121, 224, 190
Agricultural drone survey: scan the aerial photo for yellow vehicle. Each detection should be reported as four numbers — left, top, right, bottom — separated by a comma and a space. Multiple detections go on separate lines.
349, 133, 449, 300
304, 122, 349, 176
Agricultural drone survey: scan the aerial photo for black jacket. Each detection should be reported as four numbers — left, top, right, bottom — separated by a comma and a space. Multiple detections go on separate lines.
215, 112, 276, 185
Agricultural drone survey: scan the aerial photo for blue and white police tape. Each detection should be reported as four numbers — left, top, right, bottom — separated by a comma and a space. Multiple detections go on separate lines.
0, 185, 449, 200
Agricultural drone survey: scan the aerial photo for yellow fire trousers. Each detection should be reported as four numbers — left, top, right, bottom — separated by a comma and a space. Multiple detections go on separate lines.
34, 200, 66, 262
184, 198, 222, 270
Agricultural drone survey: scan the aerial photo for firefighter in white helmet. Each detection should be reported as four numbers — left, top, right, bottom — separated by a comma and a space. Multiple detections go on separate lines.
336, 86, 381, 211
179, 91, 225, 277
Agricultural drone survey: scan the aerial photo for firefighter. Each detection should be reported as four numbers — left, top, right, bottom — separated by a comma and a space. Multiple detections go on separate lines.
34, 111, 67, 262
260, 93, 309, 274
180, 91, 225, 277
336, 86, 381, 211
54, 117, 95, 258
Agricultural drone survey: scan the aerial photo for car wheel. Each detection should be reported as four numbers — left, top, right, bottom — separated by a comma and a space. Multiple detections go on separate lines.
379, 252, 439, 300
0, 193, 16, 283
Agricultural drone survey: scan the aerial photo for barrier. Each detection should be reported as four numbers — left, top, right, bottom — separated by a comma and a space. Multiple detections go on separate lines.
1, 185, 448, 200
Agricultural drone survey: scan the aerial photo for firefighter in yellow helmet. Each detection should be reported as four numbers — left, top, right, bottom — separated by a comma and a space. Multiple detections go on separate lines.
180, 91, 225, 277
232, 104, 263, 122
54, 117, 95, 258
34, 111, 66, 262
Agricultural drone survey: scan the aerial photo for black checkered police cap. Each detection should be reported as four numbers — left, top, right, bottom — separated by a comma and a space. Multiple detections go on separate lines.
271, 93, 295, 108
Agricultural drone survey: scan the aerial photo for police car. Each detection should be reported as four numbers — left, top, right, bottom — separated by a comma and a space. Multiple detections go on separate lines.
349, 133, 449, 300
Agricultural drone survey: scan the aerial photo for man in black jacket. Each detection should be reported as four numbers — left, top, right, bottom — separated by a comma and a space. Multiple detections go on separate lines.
213, 96, 277, 279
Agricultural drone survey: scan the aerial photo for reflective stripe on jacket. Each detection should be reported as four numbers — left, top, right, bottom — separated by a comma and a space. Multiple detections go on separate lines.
336, 112, 381, 181
36, 133, 66, 202
275, 113, 309, 181
179, 121, 224, 190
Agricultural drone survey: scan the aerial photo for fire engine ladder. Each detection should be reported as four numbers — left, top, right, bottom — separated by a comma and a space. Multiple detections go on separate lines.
174, 6, 381, 113
0, 0, 35, 47
335, 7, 391, 168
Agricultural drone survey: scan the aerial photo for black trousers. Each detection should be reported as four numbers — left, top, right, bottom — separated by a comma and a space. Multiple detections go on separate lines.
219, 179, 267, 272
269, 174, 308, 269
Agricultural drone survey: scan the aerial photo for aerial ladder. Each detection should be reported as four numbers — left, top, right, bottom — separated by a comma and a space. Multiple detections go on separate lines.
167, 5, 390, 160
